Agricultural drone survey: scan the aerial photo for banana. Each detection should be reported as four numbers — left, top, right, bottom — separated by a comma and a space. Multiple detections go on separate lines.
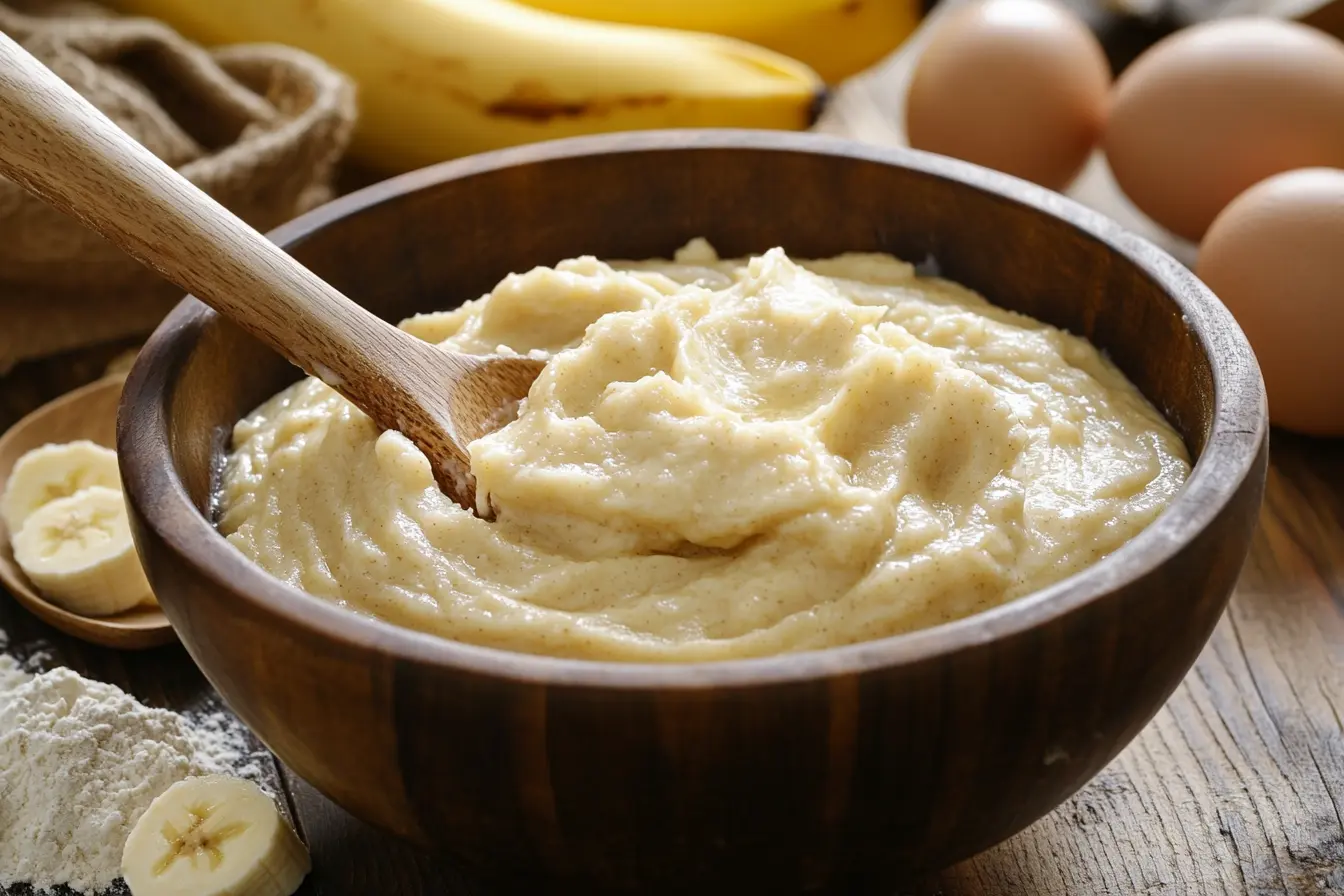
515, 0, 929, 83
105, 0, 825, 174
122, 775, 310, 896
1, 439, 121, 534
10, 485, 153, 616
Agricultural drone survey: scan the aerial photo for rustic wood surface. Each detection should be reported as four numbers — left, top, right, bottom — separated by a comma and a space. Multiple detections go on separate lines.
2, 5, 1342, 895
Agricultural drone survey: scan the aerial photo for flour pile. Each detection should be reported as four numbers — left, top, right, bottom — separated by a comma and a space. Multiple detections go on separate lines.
0, 628, 266, 894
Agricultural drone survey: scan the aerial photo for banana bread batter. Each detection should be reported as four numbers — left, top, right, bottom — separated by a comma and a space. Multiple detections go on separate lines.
218, 240, 1190, 661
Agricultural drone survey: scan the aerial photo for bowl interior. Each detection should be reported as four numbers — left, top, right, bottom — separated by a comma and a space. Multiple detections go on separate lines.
138, 133, 1251, 672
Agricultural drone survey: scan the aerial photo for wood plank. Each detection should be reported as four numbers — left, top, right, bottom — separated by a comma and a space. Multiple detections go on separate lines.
284, 773, 485, 896
919, 443, 1344, 893
5, 3, 1344, 892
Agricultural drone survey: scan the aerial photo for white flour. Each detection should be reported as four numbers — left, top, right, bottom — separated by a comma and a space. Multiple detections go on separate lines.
186, 708, 271, 785
0, 653, 26, 697
0, 628, 270, 895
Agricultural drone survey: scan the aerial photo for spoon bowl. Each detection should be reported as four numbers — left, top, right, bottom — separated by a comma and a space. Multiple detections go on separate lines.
0, 375, 175, 649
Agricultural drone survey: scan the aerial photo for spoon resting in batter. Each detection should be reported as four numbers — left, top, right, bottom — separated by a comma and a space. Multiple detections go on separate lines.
0, 31, 541, 512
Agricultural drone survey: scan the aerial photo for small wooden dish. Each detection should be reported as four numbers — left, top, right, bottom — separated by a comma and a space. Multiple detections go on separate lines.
0, 375, 175, 649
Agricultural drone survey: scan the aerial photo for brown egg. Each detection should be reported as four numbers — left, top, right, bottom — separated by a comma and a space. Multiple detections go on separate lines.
1106, 19, 1344, 243
905, 0, 1111, 192
1196, 168, 1344, 437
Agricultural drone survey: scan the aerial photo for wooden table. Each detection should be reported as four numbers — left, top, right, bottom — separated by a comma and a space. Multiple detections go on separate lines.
4, 7, 1344, 894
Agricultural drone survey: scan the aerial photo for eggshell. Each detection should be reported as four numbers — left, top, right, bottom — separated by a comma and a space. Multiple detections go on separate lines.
905, 0, 1111, 192
1105, 18, 1344, 243
1196, 168, 1344, 437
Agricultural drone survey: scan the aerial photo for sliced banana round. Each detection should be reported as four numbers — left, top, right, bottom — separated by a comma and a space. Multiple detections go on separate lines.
123, 775, 311, 896
1, 439, 121, 534
10, 485, 152, 616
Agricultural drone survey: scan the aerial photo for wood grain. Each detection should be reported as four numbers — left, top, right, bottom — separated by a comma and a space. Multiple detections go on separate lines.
0, 30, 542, 510
904, 434, 1344, 896
0, 375, 174, 648
113, 125, 1264, 895
4, 5, 1344, 895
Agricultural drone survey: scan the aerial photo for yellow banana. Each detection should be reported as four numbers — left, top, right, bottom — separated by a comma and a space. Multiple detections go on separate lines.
514, 0, 929, 83
106, 0, 825, 174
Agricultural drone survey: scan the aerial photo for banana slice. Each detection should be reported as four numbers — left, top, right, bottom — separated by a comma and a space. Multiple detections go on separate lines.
1, 439, 121, 533
10, 485, 153, 616
122, 775, 311, 896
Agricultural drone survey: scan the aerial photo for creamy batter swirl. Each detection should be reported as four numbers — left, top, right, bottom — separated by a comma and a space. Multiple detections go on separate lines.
219, 240, 1190, 661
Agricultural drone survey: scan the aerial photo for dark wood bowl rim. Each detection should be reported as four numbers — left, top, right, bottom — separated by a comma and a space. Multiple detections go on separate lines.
118, 130, 1267, 690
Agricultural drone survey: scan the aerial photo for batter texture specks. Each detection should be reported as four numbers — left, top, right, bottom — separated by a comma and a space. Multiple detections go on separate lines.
219, 239, 1190, 662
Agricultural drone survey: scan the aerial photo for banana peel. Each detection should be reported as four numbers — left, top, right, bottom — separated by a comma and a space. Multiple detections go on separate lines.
518, 0, 930, 83
107, 0, 827, 174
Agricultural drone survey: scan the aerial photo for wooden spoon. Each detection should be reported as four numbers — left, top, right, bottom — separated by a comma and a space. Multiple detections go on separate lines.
0, 376, 176, 649
0, 31, 543, 512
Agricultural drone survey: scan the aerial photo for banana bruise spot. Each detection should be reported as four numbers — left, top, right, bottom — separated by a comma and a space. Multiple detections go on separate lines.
487, 80, 673, 122
379, 72, 675, 124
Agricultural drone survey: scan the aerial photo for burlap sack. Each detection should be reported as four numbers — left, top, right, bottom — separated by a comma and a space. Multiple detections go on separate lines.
0, 0, 356, 372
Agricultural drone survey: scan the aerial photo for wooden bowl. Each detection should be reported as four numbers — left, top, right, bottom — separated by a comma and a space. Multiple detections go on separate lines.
117, 131, 1268, 894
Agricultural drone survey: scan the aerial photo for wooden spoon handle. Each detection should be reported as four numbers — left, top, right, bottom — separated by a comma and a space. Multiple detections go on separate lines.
0, 30, 437, 399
